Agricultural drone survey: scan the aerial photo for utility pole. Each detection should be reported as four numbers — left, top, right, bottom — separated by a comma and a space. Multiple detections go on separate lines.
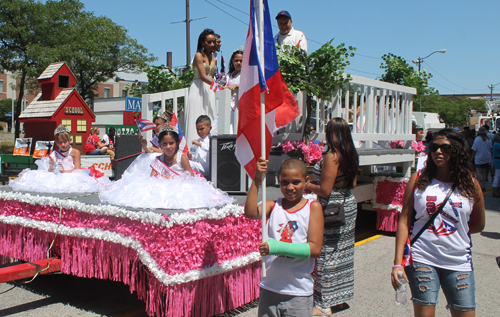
186, 0, 190, 69
171, 2, 206, 69
488, 84, 493, 101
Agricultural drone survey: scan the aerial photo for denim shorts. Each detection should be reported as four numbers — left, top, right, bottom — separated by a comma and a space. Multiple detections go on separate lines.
475, 163, 490, 169
89, 149, 102, 155
405, 261, 476, 311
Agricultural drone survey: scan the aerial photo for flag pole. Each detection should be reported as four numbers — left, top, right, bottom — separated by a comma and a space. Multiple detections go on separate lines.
256, 0, 267, 278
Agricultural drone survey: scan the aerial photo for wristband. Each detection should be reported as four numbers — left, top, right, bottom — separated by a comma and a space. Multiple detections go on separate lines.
392, 264, 404, 269
267, 238, 310, 259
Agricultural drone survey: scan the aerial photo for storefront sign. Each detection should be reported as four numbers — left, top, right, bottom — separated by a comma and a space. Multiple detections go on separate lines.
64, 107, 84, 115
125, 97, 142, 112
106, 125, 138, 135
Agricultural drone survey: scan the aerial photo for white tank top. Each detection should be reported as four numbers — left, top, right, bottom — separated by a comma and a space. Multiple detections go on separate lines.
260, 198, 315, 296
412, 178, 475, 271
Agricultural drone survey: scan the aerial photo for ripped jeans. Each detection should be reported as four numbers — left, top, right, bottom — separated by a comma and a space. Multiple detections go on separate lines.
405, 261, 476, 311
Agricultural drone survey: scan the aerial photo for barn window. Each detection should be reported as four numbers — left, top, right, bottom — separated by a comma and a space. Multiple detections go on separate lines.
61, 119, 72, 132
58, 75, 70, 88
77, 119, 87, 132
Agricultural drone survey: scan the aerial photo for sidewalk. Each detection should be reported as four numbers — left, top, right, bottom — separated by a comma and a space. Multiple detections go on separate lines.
231, 190, 500, 317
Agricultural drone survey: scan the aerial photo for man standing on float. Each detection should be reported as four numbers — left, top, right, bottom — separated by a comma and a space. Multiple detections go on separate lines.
273, 10, 308, 53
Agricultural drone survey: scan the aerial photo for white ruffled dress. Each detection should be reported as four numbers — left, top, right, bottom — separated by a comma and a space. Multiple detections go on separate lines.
9, 148, 111, 194
98, 152, 235, 210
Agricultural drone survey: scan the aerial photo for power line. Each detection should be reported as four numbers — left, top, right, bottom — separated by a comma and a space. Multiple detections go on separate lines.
345, 67, 380, 76
424, 61, 484, 92
204, 0, 247, 25
214, 0, 248, 15
428, 78, 454, 93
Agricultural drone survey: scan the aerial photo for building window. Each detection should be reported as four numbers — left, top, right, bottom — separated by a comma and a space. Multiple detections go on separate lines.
74, 135, 83, 144
0, 80, 3, 93
77, 119, 87, 132
58, 75, 70, 88
122, 89, 128, 97
104, 88, 110, 98
61, 119, 72, 132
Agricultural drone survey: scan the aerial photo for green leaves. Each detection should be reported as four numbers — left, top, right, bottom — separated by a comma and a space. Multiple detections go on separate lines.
378, 53, 436, 108
420, 95, 485, 127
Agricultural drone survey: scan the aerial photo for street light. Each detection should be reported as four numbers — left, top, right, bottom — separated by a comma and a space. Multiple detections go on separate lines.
412, 49, 446, 111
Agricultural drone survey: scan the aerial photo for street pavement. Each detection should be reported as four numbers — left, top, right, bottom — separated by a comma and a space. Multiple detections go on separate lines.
0, 189, 499, 317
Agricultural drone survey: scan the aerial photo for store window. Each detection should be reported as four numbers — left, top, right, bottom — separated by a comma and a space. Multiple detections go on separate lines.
77, 119, 87, 132
61, 119, 72, 132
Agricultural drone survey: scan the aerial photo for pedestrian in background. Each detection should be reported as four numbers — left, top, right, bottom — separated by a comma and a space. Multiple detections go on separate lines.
471, 126, 492, 191
305, 118, 359, 316
392, 128, 485, 317
492, 133, 500, 197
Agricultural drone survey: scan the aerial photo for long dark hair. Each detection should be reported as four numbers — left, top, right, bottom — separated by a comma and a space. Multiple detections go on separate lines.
158, 130, 180, 152
228, 50, 243, 74
417, 128, 478, 200
325, 118, 359, 188
196, 29, 215, 55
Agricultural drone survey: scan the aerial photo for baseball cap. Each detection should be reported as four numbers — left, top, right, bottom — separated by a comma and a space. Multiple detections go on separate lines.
276, 10, 291, 19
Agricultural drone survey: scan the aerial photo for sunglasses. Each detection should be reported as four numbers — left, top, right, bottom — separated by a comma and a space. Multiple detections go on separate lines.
429, 143, 452, 153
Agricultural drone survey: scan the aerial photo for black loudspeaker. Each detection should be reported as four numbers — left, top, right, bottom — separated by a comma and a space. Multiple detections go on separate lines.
211, 135, 247, 193
114, 134, 143, 180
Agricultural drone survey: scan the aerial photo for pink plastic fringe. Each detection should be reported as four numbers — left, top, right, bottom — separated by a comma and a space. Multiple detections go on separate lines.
0, 223, 261, 317
375, 208, 400, 232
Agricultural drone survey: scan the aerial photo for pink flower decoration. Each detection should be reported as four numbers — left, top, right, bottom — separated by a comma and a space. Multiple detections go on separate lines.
411, 141, 426, 153
281, 140, 295, 153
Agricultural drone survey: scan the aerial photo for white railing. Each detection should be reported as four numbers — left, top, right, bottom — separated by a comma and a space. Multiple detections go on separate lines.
141, 88, 189, 144
141, 75, 417, 148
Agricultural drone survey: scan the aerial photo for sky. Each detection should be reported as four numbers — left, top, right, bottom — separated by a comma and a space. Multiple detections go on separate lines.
78, 0, 500, 96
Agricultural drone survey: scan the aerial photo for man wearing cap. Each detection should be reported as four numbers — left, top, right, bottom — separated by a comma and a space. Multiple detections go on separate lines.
274, 10, 308, 53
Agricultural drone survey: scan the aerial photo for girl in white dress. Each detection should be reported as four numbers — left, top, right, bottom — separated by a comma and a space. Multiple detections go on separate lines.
224, 49, 243, 134
99, 125, 235, 210
10, 124, 110, 193
185, 29, 217, 145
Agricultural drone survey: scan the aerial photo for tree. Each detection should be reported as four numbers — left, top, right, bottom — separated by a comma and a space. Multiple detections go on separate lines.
379, 53, 436, 109
0, 0, 156, 138
277, 40, 356, 140
0, 0, 84, 138
127, 65, 193, 112
60, 12, 156, 104
420, 95, 485, 127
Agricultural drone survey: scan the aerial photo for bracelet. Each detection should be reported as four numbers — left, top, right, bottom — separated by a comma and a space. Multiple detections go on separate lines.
392, 264, 403, 269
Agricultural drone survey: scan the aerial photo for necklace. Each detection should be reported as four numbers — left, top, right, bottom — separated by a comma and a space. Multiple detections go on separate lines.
164, 155, 174, 165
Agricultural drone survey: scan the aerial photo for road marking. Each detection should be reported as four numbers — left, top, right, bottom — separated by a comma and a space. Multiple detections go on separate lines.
355, 233, 384, 247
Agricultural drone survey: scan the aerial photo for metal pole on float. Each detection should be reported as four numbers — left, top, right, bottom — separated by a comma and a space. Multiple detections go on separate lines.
256, 0, 267, 278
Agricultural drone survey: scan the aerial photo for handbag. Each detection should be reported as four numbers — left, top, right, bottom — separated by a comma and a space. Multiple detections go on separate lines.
401, 183, 457, 266
322, 192, 346, 228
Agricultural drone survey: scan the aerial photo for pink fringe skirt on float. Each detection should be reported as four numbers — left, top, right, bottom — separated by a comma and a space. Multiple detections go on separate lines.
372, 176, 408, 232
0, 194, 262, 317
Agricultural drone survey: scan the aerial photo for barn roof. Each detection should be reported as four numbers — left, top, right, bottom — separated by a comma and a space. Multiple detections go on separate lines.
19, 89, 74, 118
37, 62, 67, 80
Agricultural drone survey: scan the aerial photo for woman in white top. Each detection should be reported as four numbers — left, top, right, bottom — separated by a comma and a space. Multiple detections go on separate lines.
392, 128, 485, 317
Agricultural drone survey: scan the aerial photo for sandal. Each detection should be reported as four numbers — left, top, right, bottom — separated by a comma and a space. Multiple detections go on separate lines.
330, 303, 350, 313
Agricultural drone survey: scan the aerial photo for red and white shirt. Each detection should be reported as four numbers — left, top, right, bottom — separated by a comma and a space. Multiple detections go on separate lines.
260, 198, 315, 296
412, 178, 475, 271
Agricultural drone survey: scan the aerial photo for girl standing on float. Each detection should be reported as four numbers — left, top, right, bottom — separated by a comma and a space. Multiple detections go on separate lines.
10, 124, 110, 193
184, 28, 217, 145
99, 125, 234, 210
392, 128, 485, 317
224, 48, 243, 134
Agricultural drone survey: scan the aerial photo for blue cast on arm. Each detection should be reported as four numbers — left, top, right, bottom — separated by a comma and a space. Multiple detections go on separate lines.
267, 238, 310, 259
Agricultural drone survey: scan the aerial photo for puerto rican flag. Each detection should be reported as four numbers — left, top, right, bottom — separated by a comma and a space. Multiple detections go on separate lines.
135, 118, 156, 132
235, 0, 299, 178
400, 237, 413, 267
170, 113, 189, 156
430, 219, 457, 236
210, 80, 223, 92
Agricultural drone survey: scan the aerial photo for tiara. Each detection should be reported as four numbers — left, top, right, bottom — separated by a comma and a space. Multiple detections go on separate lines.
158, 123, 178, 134
157, 111, 172, 124
54, 124, 70, 136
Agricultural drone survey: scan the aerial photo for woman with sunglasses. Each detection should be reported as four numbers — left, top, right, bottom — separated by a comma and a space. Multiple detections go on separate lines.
392, 128, 485, 317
